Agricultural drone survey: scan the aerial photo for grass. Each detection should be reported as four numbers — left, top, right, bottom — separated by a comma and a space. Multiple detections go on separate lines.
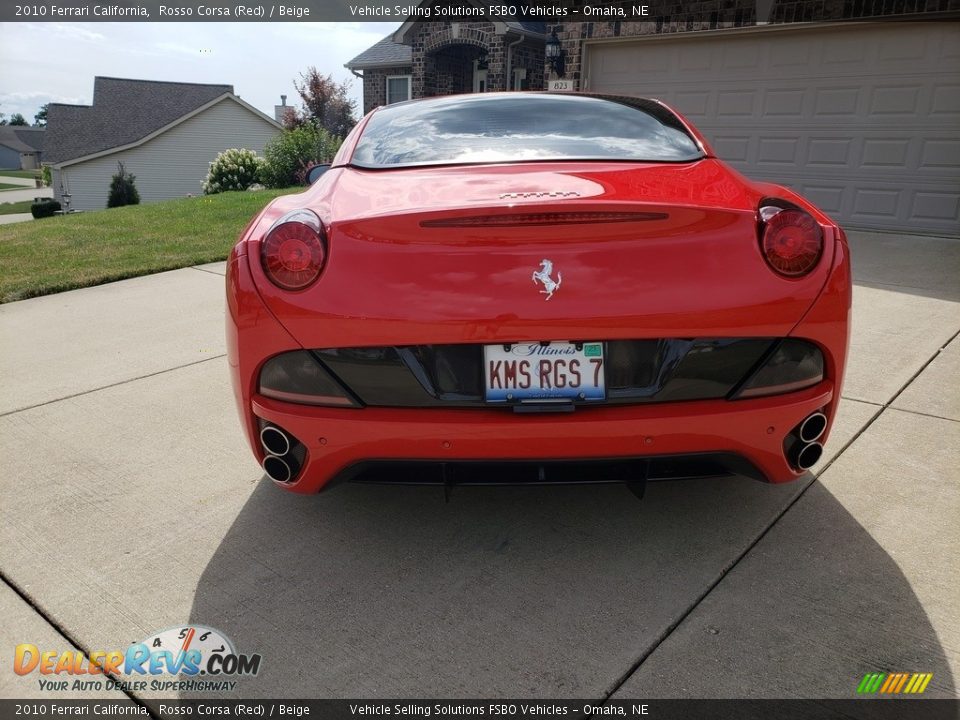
0, 182, 25, 190
0, 188, 299, 303
0, 200, 33, 215
0, 169, 41, 180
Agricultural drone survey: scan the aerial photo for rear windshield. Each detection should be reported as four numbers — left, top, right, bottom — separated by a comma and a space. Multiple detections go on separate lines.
351, 93, 704, 168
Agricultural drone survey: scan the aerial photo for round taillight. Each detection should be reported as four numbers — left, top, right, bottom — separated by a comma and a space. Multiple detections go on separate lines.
761, 209, 823, 277
261, 215, 326, 290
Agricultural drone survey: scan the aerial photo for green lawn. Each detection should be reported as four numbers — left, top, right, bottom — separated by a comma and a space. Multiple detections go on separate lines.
0, 188, 299, 303
0, 169, 41, 180
0, 200, 33, 215
0, 182, 24, 190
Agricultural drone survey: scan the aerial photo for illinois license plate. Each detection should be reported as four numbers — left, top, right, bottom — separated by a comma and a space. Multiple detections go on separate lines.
483, 342, 605, 402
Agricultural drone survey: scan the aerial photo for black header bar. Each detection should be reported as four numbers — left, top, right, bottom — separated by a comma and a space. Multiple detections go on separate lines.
4, 2, 703, 23
1, 699, 958, 720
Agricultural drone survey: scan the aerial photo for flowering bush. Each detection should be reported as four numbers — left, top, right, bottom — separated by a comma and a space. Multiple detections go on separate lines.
202, 148, 264, 194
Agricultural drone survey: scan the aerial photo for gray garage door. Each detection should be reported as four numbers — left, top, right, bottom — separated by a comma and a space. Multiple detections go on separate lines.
584, 23, 960, 236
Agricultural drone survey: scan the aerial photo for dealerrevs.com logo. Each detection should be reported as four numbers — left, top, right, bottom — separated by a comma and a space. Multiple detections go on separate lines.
14, 625, 262, 693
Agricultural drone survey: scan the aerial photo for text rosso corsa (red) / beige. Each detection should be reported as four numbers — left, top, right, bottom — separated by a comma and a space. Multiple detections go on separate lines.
160, 704, 309, 716
158, 5, 311, 18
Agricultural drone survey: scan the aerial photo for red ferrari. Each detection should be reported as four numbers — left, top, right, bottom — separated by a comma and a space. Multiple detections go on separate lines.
227, 92, 851, 495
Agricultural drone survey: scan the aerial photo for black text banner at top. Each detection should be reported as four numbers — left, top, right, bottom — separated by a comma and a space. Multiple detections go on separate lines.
1, 1, 663, 22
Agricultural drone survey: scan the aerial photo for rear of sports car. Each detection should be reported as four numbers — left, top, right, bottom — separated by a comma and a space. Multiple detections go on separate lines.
227, 93, 851, 494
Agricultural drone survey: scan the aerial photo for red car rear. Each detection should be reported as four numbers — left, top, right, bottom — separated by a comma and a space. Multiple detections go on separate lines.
227, 93, 851, 494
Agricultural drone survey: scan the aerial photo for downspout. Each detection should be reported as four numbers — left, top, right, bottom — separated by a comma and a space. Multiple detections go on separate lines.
505, 35, 524, 91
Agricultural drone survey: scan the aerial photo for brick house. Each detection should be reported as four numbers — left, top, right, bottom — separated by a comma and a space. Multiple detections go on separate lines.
346, 1, 958, 236
346, 20, 546, 114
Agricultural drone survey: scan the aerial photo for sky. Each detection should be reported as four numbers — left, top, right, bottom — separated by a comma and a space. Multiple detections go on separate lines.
0, 22, 401, 123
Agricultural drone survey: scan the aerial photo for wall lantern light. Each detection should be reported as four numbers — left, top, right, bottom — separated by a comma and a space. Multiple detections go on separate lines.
545, 29, 566, 77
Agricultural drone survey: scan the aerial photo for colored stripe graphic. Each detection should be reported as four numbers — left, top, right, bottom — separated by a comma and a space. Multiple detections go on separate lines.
858, 672, 933, 694
880, 674, 898, 693
857, 673, 885, 694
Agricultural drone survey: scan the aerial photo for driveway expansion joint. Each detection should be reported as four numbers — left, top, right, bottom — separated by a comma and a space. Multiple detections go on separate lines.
887, 407, 960, 424
190, 265, 227, 277
0, 571, 158, 717
601, 325, 959, 702
0, 354, 226, 418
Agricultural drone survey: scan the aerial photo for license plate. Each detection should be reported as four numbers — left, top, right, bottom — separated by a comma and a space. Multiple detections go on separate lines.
483, 342, 605, 402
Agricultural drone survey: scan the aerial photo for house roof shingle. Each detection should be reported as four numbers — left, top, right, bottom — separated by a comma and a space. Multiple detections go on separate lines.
345, 35, 412, 69
0, 126, 44, 153
44, 77, 234, 164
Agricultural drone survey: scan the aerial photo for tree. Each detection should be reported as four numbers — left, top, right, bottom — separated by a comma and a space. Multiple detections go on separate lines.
34, 104, 48, 127
290, 68, 356, 138
107, 162, 140, 208
9, 113, 27, 126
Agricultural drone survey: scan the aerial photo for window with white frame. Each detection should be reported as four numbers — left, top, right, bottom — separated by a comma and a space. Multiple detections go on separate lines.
386, 75, 411, 105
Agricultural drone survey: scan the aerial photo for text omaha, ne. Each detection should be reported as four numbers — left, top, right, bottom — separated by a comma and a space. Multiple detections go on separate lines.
350, 5, 650, 18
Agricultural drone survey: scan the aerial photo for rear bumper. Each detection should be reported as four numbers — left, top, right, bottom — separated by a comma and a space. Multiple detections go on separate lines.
228, 234, 850, 494
251, 381, 833, 493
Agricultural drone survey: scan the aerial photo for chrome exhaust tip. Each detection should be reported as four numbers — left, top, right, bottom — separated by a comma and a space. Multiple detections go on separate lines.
260, 425, 291, 457
796, 442, 823, 471
799, 412, 828, 443
263, 455, 293, 483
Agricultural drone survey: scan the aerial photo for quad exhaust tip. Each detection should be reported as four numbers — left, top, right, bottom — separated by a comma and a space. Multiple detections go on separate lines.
796, 442, 823, 471
799, 412, 828, 443
263, 455, 293, 483
260, 425, 291, 457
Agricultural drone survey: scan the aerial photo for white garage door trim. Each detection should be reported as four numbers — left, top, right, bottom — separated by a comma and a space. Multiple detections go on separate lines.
583, 22, 960, 236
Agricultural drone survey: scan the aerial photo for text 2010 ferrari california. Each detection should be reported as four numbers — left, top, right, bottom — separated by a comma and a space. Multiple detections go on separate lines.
227, 92, 850, 494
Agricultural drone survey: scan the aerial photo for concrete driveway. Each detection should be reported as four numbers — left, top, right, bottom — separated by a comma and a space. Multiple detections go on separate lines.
0, 232, 957, 704
0, 176, 47, 226
0, 186, 52, 204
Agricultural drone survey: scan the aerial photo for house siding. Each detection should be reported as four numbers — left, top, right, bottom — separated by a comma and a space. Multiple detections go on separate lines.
0, 146, 21, 170
51, 168, 63, 203
54, 98, 279, 211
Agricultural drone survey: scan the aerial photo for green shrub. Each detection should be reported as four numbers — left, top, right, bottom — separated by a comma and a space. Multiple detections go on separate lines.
31, 199, 61, 219
41, 165, 51, 187
107, 162, 140, 208
261, 125, 342, 189
202, 148, 265, 195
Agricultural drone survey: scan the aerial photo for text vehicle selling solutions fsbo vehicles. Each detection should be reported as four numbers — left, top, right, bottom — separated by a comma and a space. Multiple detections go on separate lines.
226, 93, 851, 494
